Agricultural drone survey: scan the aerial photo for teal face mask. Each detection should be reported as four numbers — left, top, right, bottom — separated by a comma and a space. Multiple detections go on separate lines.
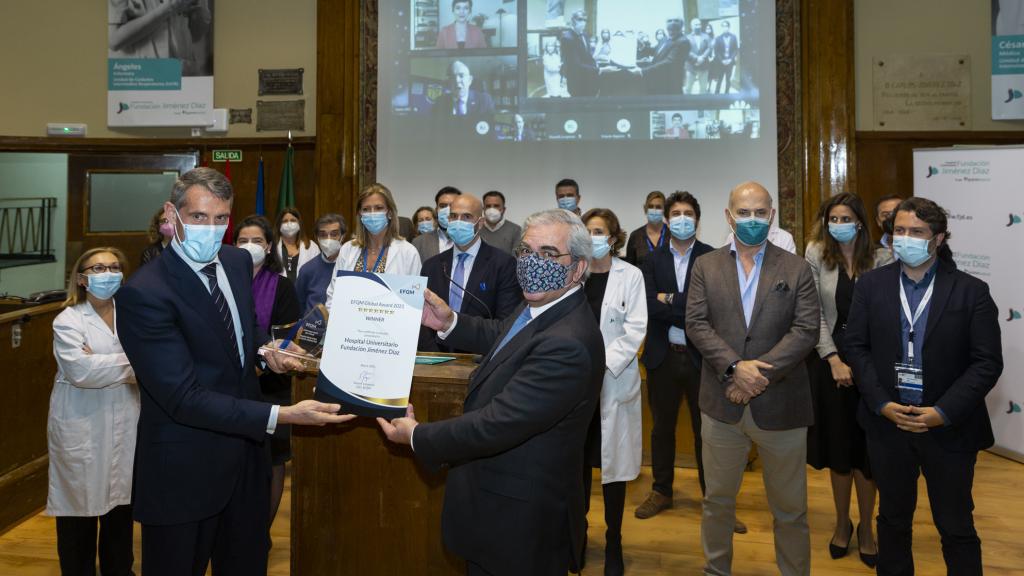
731, 213, 770, 246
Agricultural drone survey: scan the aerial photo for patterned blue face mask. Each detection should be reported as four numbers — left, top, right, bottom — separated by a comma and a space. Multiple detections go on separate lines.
516, 252, 576, 294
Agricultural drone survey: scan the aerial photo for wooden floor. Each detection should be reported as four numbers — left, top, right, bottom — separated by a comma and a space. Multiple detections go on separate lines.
1, 452, 1022, 575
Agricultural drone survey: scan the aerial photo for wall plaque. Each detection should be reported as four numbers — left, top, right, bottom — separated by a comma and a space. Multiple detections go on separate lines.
872, 54, 971, 130
257, 100, 305, 132
259, 68, 304, 95
229, 108, 252, 124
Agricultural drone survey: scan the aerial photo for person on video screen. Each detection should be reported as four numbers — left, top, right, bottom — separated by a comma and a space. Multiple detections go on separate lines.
711, 20, 739, 94
560, 10, 600, 97
685, 18, 713, 94
629, 18, 689, 96
436, 0, 487, 49
511, 114, 536, 142
433, 60, 495, 120
664, 113, 690, 139
542, 39, 567, 97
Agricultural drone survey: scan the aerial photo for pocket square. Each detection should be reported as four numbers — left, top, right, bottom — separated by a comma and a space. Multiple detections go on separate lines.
774, 280, 790, 292
479, 282, 488, 292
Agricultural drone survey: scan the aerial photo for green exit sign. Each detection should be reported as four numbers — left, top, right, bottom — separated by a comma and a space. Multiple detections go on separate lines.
212, 150, 243, 162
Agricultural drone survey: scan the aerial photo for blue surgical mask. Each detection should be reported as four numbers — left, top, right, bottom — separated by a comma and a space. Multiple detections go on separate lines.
591, 235, 611, 259
669, 215, 696, 240
828, 222, 858, 244
437, 206, 451, 229
892, 235, 933, 267
731, 213, 771, 246
361, 212, 389, 235
557, 196, 578, 211
516, 252, 575, 294
446, 219, 478, 246
646, 209, 664, 224
175, 209, 226, 264
417, 220, 435, 235
85, 272, 123, 300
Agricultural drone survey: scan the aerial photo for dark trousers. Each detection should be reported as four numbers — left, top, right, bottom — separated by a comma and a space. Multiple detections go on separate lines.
141, 445, 270, 576
868, 431, 982, 576
647, 347, 703, 497
55, 504, 134, 576
713, 63, 735, 93
583, 470, 627, 541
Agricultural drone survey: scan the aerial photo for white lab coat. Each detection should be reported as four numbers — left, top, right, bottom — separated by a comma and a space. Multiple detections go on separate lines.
596, 258, 648, 483
324, 238, 423, 309
46, 301, 139, 517
275, 239, 321, 278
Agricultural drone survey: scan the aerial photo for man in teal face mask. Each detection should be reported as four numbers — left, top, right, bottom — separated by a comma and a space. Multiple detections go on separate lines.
115, 167, 354, 576
685, 181, 821, 576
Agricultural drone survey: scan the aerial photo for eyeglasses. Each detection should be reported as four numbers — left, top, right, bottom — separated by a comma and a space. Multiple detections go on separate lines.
80, 263, 122, 274
317, 230, 343, 240
514, 244, 573, 262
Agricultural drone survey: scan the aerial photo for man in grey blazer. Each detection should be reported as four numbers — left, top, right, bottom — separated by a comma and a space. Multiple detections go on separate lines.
685, 181, 820, 576
413, 186, 462, 263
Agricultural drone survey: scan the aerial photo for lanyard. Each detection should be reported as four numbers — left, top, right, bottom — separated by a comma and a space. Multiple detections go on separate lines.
899, 275, 935, 362
360, 245, 387, 273
646, 226, 667, 252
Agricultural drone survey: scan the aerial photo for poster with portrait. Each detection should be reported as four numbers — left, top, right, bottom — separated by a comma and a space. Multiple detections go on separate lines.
992, 0, 1024, 119
107, 0, 215, 127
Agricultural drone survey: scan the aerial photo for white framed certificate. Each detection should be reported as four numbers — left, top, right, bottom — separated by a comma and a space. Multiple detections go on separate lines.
314, 271, 426, 418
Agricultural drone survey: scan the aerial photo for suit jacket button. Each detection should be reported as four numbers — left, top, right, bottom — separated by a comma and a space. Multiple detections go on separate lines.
745, 336, 752, 342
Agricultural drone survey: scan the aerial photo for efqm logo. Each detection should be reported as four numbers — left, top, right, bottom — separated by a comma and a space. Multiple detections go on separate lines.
1007, 308, 1022, 322
1004, 88, 1023, 103
1008, 213, 1022, 227
926, 166, 939, 178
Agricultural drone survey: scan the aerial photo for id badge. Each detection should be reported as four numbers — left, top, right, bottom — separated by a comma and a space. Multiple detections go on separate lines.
895, 363, 924, 406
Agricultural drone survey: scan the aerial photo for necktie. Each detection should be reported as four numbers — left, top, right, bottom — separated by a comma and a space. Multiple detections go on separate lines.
449, 252, 470, 313
200, 263, 241, 366
491, 306, 531, 359
457, 98, 467, 116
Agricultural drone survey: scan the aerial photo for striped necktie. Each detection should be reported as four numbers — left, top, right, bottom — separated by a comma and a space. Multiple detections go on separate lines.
200, 263, 241, 366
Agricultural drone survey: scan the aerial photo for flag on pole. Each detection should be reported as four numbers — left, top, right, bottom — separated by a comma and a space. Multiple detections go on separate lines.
255, 156, 266, 216
277, 144, 295, 211
222, 158, 234, 244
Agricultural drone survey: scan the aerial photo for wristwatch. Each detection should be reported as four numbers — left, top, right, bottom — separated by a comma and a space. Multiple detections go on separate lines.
723, 360, 739, 381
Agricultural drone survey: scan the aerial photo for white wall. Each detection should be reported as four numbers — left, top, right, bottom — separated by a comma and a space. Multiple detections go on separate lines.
0, 154, 68, 297
855, 0, 1024, 131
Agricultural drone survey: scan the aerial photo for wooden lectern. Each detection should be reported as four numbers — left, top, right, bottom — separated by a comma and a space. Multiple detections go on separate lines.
291, 355, 477, 575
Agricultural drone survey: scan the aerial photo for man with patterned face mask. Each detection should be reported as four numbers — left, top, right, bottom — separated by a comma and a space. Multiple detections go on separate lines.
379, 209, 605, 576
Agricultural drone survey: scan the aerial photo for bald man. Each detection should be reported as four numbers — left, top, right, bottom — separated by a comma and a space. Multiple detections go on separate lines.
433, 60, 495, 119
418, 193, 522, 352
685, 181, 820, 576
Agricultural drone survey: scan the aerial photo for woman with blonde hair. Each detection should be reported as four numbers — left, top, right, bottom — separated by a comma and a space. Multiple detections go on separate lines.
325, 183, 421, 308
47, 247, 139, 576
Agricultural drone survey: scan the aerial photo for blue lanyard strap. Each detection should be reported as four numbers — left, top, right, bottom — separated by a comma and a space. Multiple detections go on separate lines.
646, 226, 667, 251
361, 245, 388, 272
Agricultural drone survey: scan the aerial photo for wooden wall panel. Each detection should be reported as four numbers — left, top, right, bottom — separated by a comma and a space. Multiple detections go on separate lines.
800, 0, 856, 246
0, 303, 62, 535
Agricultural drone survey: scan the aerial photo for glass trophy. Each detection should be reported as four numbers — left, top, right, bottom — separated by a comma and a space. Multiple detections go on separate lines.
259, 304, 329, 373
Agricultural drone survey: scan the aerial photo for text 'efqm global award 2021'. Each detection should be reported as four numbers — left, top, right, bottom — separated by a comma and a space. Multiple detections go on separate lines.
314, 271, 426, 418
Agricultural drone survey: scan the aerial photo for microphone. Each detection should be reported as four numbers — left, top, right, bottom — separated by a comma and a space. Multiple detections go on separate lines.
442, 261, 493, 319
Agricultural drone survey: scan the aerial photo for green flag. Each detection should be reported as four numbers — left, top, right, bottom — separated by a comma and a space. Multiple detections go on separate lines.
277, 144, 295, 211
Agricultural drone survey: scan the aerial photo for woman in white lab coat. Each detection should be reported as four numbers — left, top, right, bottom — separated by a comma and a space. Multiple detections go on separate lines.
581, 208, 648, 575
47, 247, 139, 576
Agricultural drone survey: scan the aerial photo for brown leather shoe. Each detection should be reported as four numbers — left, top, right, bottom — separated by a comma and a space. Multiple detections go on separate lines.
733, 519, 748, 534
634, 491, 672, 519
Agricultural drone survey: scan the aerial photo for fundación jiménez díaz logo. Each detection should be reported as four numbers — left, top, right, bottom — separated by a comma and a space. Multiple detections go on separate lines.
1007, 308, 1022, 322
116, 102, 129, 114
927, 160, 991, 182
926, 166, 939, 178
1008, 400, 1022, 414
1008, 214, 1022, 227
1004, 88, 1023, 103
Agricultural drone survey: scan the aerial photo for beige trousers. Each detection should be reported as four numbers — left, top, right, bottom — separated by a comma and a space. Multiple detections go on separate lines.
700, 408, 810, 576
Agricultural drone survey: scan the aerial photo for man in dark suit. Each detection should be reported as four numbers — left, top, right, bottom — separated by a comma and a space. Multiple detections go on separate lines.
413, 186, 462, 263
633, 18, 689, 95
559, 10, 599, 97
685, 181, 820, 576
418, 193, 521, 352
115, 168, 352, 576
379, 209, 604, 576
711, 20, 739, 94
433, 60, 495, 119
684, 17, 712, 93
634, 192, 715, 519
844, 197, 1002, 576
